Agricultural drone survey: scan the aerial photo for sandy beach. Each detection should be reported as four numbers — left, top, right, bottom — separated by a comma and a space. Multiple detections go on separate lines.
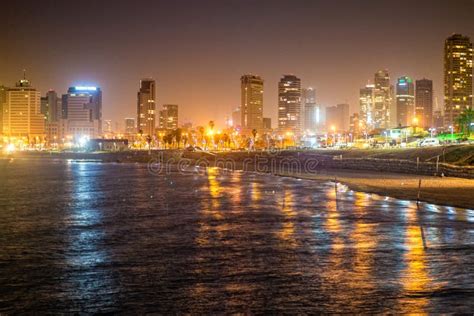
277, 169, 474, 209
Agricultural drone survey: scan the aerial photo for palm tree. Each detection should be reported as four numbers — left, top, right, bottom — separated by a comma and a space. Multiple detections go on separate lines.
456, 108, 474, 137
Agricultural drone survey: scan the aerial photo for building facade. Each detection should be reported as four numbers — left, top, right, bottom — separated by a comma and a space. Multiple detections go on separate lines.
396, 76, 415, 127
231, 106, 241, 128
373, 70, 393, 129
2, 77, 45, 143
415, 79, 433, 128
278, 75, 302, 134
326, 103, 350, 132
125, 118, 136, 135
302, 87, 320, 133
0, 85, 7, 138
159, 104, 178, 130
241, 74, 264, 133
444, 34, 473, 128
137, 78, 156, 136
359, 84, 375, 130
62, 86, 102, 139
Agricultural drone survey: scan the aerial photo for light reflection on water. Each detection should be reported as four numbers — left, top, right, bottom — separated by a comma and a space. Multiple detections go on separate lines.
0, 159, 474, 314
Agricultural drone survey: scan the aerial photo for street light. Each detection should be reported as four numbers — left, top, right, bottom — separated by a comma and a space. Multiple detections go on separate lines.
449, 125, 454, 141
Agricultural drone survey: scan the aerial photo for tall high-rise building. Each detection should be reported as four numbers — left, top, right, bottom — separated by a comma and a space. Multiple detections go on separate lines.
263, 117, 272, 130
0, 85, 7, 137
302, 87, 320, 132
349, 113, 360, 135
326, 103, 350, 132
159, 104, 178, 130
3, 77, 44, 142
125, 118, 136, 134
137, 78, 156, 136
359, 84, 375, 130
41, 90, 63, 144
278, 75, 302, 134
415, 79, 433, 128
241, 74, 264, 133
231, 106, 241, 128
444, 34, 473, 127
396, 76, 415, 126
62, 86, 102, 139
40, 90, 61, 123
104, 120, 112, 134
373, 70, 393, 129
359, 70, 395, 130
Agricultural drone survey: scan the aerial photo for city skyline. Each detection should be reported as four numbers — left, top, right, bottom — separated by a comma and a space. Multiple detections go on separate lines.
2, 0, 473, 127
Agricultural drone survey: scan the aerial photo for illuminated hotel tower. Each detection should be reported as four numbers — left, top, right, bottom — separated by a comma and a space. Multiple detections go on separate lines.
240, 74, 264, 133
278, 75, 302, 134
396, 76, 415, 126
359, 84, 375, 130
373, 70, 393, 129
62, 86, 102, 139
137, 78, 156, 136
444, 34, 473, 127
3, 76, 45, 142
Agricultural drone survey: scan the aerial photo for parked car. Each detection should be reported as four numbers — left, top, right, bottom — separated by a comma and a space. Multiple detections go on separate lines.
419, 138, 440, 147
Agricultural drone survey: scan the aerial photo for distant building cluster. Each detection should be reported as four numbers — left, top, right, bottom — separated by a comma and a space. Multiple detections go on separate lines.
0, 34, 472, 149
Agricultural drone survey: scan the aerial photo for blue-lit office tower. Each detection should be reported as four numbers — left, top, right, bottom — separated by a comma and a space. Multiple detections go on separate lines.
62, 86, 103, 139
396, 77, 415, 127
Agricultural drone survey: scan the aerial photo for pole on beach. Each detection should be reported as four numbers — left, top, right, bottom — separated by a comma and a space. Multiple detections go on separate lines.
416, 178, 428, 249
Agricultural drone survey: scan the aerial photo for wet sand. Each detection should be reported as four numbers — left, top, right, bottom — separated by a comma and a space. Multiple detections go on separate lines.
277, 169, 474, 209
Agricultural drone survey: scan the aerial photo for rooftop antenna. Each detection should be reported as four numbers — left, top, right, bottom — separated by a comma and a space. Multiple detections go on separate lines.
23, 69, 26, 80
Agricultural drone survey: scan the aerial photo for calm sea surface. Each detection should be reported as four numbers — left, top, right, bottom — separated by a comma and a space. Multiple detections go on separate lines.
0, 159, 473, 313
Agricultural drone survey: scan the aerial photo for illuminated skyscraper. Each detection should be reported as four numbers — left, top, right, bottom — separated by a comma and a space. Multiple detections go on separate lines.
137, 78, 156, 136
40, 90, 61, 123
359, 84, 375, 130
104, 119, 112, 134
415, 79, 433, 128
241, 74, 264, 133
41, 90, 62, 144
3, 77, 45, 142
302, 87, 319, 132
0, 85, 7, 137
444, 34, 473, 127
125, 118, 136, 134
159, 104, 178, 130
373, 70, 393, 128
396, 76, 415, 126
278, 75, 302, 134
62, 86, 102, 139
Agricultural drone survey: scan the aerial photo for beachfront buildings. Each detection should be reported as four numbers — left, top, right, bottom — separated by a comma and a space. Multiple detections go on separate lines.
62, 86, 102, 139
359, 70, 394, 131
159, 104, 179, 130
2, 77, 45, 144
241, 74, 264, 134
278, 75, 302, 134
302, 87, 320, 133
396, 76, 415, 127
415, 79, 433, 128
443, 34, 473, 128
137, 78, 156, 136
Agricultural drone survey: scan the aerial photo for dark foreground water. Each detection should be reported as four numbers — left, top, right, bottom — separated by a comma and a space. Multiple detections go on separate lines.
0, 159, 474, 313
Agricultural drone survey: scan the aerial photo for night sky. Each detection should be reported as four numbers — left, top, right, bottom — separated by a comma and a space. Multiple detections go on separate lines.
2, 0, 473, 128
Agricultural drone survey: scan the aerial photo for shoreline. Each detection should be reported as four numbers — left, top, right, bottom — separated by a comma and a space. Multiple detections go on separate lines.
2, 151, 473, 209
272, 169, 474, 209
